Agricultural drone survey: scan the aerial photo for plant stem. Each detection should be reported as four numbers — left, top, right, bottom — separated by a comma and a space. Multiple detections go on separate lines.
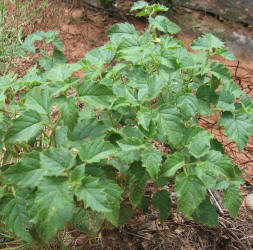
184, 161, 200, 168
0, 109, 13, 114
107, 110, 114, 127
50, 115, 61, 147
116, 114, 123, 126
160, 93, 165, 103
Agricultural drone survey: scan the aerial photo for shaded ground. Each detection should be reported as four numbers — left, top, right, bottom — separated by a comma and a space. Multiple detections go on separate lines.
2, 0, 253, 249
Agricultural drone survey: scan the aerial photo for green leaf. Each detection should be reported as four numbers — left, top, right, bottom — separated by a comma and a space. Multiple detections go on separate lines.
118, 203, 133, 226
52, 49, 66, 63
5, 110, 43, 144
107, 23, 138, 39
195, 163, 217, 189
103, 181, 123, 226
196, 85, 218, 105
175, 173, 206, 217
141, 148, 162, 180
138, 197, 149, 213
197, 99, 213, 116
75, 176, 109, 212
68, 118, 109, 141
3, 151, 45, 188
160, 36, 182, 49
137, 108, 152, 131
84, 164, 116, 180
86, 46, 115, 65
125, 65, 148, 88
40, 147, 75, 176
36, 177, 74, 241
205, 150, 244, 184
0, 187, 4, 200
78, 81, 115, 109
115, 149, 141, 164
156, 104, 185, 145
210, 138, 224, 154
149, 16, 181, 34
139, 119, 156, 139
189, 130, 213, 158
219, 81, 243, 99
161, 152, 185, 178
138, 75, 164, 102
70, 164, 85, 183
25, 87, 52, 115
176, 93, 198, 118
53, 38, 64, 51
117, 35, 142, 63
49, 78, 79, 97
128, 164, 149, 208
152, 4, 168, 13
45, 63, 82, 82
78, 139, 116, 163
0, 73, 14, 93
72, 208, 104, 235
58, 96, 78, 129
152, 190, 171, 222
111, 88, 139, 109
22, 31, 45, 53
132, 2, 168, 17
217, 91, 235, 111
192, 197, 219, 226
183, 126, 206, 146
216, 48, 236, 61
223, 184, 242, 219
55, 126, 69, 147
210, 75, 221, 90
215, 179, 230, 190
108, 157, 130, 174
0, 129, 3, 149
210, 62, 232, 83
117, 137, 144, 151
241, 92, 253, 111
15, 66, 45, 88
219, 112, 253, 152
39, 50, 66, 71
191, 33, 224, 51
0, 194, 32, 242
44, 30, 58, 44
121, 126, 144, 141
82, 63, 104, 80
130, 1, 149, 11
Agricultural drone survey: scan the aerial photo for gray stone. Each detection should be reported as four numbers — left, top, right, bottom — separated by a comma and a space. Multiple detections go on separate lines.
173, 0, 253, 25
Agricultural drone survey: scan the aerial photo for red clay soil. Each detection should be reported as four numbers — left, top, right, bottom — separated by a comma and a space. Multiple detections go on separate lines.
2, 0, 253, 249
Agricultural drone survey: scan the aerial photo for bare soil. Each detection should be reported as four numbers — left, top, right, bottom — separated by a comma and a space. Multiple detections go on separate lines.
3, 0, 253, 249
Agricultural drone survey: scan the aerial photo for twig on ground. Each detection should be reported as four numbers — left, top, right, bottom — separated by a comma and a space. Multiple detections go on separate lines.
208, 189, 224, 215
235, 60, 240, 80
219, 220, 248, 250
123, 230, 152, 241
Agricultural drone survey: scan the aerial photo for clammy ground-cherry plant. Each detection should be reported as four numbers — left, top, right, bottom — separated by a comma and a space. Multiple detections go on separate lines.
0, 0, 253, 245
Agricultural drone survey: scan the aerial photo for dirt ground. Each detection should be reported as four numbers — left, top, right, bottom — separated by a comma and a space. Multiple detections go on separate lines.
3, 0, 253, 249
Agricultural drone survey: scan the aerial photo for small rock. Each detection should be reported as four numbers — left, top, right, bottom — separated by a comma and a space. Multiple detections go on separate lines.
61, 24, 80, 35
71, 8, 84, 21
245, 194, 253, 212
